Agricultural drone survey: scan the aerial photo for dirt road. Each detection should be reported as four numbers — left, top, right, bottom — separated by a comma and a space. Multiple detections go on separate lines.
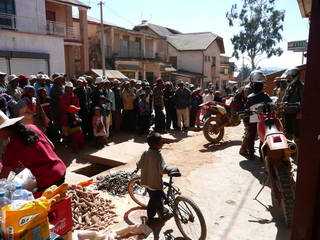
67, 125, 290, 239
114, 125, 290, 240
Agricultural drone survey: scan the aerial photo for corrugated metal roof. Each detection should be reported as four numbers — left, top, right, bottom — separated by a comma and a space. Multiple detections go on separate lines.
91, 69, 128, 80
53, 0, 90, 8
167, 32, 219, 51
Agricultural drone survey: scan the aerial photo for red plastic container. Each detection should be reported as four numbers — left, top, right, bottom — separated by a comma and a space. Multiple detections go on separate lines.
48, 197, 73, 236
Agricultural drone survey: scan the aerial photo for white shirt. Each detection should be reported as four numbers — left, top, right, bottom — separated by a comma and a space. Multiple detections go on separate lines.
203, 93, 214, 103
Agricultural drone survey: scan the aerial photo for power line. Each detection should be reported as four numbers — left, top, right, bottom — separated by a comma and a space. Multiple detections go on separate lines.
106, 6, 136, 26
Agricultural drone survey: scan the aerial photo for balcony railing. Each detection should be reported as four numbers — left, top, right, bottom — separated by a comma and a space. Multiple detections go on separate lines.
46, 21, 80, 40
116, 40, 157, 59
0, 13, 80, 40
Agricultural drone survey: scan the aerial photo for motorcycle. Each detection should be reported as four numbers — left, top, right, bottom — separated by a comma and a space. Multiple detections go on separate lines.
254, 101, 296, 227
201, 97, 241, 143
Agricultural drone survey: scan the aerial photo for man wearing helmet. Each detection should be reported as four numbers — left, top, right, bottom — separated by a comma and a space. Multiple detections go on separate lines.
281, 68, 304, 142
239, 70, 272, 159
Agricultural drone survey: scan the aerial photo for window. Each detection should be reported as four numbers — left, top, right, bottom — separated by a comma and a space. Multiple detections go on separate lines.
212, 56, 216, 66
169, 56, 177, 68
46, 11, 56, 22
0, 0, 15, 29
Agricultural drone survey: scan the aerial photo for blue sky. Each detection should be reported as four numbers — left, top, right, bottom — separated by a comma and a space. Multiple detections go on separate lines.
81, 0, 309, 69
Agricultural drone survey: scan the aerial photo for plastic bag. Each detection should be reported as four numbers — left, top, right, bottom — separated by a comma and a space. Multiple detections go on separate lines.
13, 168, 37, 192
2, 198, 51, 240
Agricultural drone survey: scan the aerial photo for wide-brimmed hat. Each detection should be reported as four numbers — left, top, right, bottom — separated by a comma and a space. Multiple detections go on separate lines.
0, 110, 24, 130
0, 72, 7, 76
7, 75, 18, 82
65, 81, 74, 88
95, 77, 105, 84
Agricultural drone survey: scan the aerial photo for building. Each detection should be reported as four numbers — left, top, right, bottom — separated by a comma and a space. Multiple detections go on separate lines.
79, 17, 175, 84
218, 55, 235, 90
0, 0, 90, 76
134, 22, 225, 88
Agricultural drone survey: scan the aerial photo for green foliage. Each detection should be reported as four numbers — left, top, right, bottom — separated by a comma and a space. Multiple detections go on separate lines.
226, 0, 285, 69
237, 64, 251, 81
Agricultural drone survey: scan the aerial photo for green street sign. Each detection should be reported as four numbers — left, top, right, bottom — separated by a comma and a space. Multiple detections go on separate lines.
288, 40, 307, 52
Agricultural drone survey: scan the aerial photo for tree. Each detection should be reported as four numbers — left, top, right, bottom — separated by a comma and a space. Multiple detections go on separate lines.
236, 64, 251, 82
226, 0, 285, 70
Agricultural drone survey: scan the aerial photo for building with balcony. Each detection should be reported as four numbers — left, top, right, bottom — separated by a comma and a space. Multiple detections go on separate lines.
80, 17, 174, 84
134, 22, 225, 88
219, 55, 236, 90
0, 0, 89, 77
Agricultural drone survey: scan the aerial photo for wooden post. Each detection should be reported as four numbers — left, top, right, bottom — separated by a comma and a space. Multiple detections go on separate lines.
291, 0, 320, 239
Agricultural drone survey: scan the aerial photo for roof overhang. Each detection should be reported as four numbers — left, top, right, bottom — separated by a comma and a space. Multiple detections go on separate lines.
48, 0, 90, 9
297, 0, 312, 18
91, 69, 128, 79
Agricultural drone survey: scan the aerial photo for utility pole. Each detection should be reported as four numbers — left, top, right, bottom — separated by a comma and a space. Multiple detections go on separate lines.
99, 1, 106, 77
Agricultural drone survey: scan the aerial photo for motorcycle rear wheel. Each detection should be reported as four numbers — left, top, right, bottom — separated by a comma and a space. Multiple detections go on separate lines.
203, 116, 224, 143
275, 162, 295, 227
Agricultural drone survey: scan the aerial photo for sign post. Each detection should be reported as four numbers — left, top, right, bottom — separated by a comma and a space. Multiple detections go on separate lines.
288, 40, 308, 64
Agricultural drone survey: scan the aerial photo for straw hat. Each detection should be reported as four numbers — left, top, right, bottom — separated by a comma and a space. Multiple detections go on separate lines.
0, 110, 24, 130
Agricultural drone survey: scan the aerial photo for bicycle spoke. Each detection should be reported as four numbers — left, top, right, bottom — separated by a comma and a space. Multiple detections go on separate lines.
176, 200, 202, 239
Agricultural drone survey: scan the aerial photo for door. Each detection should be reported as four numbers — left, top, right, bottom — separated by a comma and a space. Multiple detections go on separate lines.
10, 58, 49, 76
146, 72, 155, 85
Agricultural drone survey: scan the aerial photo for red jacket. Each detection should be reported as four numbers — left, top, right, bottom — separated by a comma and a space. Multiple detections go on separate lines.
1, 124, 66, 189
59, 93, 80, 126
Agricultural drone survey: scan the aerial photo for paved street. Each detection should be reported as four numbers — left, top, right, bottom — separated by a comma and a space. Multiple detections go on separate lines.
66, 125, 290, 240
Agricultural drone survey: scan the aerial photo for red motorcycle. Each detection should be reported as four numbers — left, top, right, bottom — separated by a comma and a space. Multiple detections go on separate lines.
201, 97, 241, 143
254, 102, 296, 226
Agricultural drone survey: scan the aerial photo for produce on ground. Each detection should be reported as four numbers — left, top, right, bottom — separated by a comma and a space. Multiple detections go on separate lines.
96, 171, 137, 196
68, 186, 118, 231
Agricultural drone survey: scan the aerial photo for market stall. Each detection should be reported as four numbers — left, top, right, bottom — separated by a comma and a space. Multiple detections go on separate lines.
0, 170, 151, 240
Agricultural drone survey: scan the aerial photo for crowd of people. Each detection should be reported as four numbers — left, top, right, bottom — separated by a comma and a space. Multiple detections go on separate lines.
0, 71, 225, 152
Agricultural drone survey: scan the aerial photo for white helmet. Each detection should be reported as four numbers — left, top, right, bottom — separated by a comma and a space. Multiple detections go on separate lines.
249, 70, 266, 83
281, 68, 299, 80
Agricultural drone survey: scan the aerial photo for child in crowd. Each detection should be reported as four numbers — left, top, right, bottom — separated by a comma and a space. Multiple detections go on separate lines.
98, 95, 111, 138
92, 106, 107, 149
135, 91, 151, 135
136, 132, 178, 222
64, 105, 85, 152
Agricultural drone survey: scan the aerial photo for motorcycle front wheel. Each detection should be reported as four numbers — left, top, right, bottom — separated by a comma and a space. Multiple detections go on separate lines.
203, 116, 224, 143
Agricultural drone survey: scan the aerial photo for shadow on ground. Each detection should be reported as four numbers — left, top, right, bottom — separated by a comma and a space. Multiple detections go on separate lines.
199, 140, 242, 153
239, 159, 291, 240
123, 207, 185, 240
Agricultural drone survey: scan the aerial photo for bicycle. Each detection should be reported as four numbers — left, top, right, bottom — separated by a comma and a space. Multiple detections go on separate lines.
128, 169, 207, 240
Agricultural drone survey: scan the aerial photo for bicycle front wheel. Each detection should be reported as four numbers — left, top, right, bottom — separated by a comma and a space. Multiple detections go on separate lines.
128, 177, 149, 208
173, 196, 207, 240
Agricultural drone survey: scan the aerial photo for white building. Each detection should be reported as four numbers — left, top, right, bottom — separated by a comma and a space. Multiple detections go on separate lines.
0, 0, 90, 76
134, 22, 225, 88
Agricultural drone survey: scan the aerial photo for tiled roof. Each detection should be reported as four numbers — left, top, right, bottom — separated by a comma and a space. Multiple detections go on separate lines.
134, 23, 181, 37
167, 32, 221, 51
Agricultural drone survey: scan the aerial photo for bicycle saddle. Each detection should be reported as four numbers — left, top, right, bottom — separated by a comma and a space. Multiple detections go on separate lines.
169, 171, 182, 177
